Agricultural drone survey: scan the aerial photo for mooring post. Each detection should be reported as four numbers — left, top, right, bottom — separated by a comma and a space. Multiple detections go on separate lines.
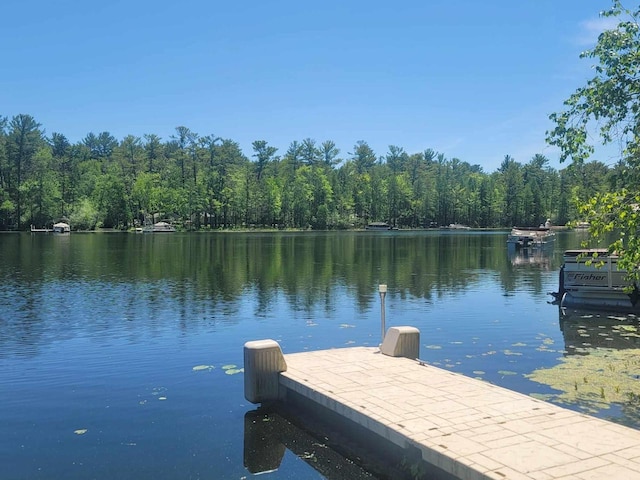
379, 284, 387, 343
380, 326, 420, 359
244, 339, 287, 404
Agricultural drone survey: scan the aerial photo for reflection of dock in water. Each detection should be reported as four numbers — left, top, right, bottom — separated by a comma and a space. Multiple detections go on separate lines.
559, 308, 640, 354
507, 246, 551, 269
244, 408, 390, 479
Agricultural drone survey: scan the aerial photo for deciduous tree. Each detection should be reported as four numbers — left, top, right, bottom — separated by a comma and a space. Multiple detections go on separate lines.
547, 0, 640, 278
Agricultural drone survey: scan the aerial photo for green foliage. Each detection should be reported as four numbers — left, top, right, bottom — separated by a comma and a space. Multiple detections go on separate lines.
69, 198, 99, 230
547, 2, 640, 163
3, 114, 45, 228
547, 0, 640, 283
0, 112, 616, 231
93, 171, 130, 229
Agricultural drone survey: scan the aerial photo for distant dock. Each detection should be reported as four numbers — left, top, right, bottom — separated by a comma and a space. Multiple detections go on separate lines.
245, 327, 640, 479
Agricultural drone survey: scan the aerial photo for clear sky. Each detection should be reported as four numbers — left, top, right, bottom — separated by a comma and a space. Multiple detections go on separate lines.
2, 0, 619, 172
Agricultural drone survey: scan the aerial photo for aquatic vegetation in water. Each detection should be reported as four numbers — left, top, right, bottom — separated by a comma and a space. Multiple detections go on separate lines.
222, 364, 244, 375
503, 350, 522, 356
614, 324, 640, 338
498, 370, 517, 376
529, 393, 554, 402
526, 348, 640, 412
192, 365, 215, 372
535, 336, 557, 353
300, 451, 316, 460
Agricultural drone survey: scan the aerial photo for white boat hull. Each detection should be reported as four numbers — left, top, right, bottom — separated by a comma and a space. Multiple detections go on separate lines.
507, 227, 555, 249
553, 249, 640, 311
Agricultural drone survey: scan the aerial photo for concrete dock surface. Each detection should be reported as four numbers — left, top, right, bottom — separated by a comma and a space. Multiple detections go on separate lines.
278, 346, 640, 480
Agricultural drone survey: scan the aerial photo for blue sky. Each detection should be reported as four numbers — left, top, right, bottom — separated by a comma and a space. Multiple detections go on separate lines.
2, 0, 619, 172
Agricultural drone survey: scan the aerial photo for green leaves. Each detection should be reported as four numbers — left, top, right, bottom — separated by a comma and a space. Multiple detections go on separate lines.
547, 2, 640, 164
549, 1, 640, 285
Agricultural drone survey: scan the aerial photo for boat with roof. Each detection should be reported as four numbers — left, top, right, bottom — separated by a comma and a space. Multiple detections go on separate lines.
550, 248, 640, 311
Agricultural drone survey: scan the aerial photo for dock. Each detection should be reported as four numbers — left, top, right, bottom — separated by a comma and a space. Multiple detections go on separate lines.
244, 327, 640, 479
30, 226, 52, 233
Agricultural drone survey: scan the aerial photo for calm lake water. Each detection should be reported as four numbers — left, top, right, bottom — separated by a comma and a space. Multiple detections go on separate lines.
2, 230, 640, 479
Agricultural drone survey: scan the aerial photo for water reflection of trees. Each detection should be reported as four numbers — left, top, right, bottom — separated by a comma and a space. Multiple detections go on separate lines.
3, 231, 565, 308
0, 231, 565, 355
144, 231, 555, 307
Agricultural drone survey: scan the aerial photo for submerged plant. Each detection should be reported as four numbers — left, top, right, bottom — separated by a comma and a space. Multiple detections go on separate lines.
526, 348, 640, 412
192, 365, 215, 372
222, 364, 244, 375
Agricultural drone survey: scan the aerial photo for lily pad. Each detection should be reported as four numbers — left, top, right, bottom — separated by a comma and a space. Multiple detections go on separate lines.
503, 350, 522, 356
222, 364, 244, 375
192, 365, 215, 372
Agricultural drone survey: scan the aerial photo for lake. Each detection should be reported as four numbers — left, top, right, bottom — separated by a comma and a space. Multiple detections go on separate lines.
1, 229, 639, 479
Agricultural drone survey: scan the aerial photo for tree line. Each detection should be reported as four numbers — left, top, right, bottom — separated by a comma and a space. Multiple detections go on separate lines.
0, 113, 618, 231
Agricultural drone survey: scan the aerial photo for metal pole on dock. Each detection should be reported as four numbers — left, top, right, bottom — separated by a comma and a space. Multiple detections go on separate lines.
379, 284, 387, 343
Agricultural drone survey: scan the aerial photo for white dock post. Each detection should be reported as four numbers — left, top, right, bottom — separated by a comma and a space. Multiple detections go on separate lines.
378, 284, 387, 342
380, 326, 420, 359
244, 339, 287, 404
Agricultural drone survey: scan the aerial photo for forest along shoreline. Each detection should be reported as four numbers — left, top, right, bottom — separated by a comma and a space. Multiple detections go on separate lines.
1, 115, 585, 233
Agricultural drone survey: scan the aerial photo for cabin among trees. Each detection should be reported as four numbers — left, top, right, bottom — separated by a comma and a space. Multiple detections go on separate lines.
0, 114, 618, 231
